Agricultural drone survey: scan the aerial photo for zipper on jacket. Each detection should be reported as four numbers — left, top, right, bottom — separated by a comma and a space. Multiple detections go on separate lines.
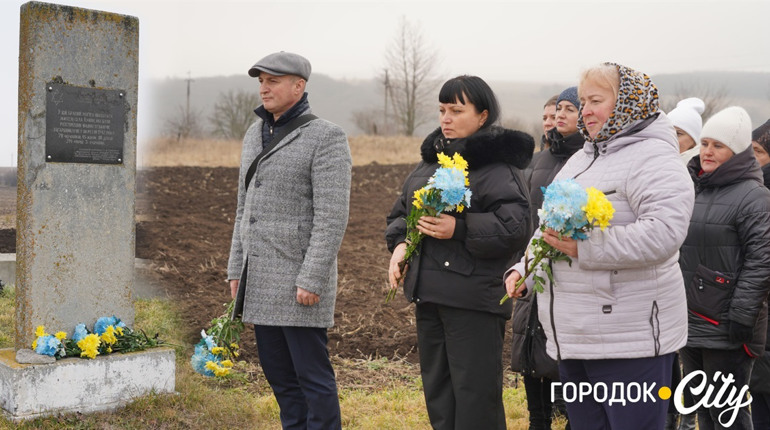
650, 301, 661, 356
697, 187, 719, 259
572, 143, 601, 180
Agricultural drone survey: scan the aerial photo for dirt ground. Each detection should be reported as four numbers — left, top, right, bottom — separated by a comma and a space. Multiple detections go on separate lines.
0, 165, 514, 365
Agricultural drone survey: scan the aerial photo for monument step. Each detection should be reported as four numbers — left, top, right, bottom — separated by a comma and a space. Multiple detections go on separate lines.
0, 347, 176, 422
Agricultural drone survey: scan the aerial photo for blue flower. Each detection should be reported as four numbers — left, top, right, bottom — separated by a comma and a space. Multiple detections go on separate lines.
191, 343, 219, 376
35, 335, 61, 356
538, 179, 589, 239
464, 189, 473, 206
72, 323, 88, 342
432, 167, 467, 207
94, 316, 119, 335
204, 335, 216, 351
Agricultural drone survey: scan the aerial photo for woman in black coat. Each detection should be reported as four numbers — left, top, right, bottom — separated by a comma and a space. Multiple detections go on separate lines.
679, 107, 770, 430
750, 118, 770, 429
386, 75, 533, 430
511, 86, 582, 430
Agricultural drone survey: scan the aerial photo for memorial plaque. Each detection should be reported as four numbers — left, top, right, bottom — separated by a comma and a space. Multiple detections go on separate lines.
45, 83, 125, 164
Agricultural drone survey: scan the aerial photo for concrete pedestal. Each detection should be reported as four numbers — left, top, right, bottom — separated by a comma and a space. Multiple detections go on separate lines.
0, 347, 175, 421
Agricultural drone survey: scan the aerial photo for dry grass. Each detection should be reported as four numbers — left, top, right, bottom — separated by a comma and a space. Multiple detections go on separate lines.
347, 135, 423, 166
138, 138, 243, 168
139, 134, 423, 168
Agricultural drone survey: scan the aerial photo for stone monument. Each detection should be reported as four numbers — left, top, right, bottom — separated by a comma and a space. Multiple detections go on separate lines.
0, 2, 175, 421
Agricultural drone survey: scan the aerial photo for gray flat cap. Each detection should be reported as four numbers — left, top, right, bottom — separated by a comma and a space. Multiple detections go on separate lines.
248, 51, 311, 81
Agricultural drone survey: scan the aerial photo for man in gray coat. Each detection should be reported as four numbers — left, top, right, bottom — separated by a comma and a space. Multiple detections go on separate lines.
227, 51, 351, 429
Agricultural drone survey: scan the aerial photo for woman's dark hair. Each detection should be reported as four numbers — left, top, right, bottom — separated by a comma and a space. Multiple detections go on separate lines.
438, 75, 500, 129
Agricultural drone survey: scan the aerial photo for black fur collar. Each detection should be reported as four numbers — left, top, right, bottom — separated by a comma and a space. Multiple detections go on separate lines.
420, 126, 534, 170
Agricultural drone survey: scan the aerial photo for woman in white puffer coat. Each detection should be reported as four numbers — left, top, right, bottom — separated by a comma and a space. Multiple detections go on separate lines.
505, 63, 694, 430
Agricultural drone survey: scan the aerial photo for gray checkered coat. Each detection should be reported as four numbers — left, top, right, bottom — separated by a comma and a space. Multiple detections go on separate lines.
227, 109, 351, 328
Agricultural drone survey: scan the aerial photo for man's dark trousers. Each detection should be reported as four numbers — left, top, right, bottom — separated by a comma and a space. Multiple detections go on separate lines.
254, 325, 341, 430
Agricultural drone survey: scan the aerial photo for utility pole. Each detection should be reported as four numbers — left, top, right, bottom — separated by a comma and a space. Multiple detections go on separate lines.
383, 69, 390, 135
180, 71, 194, 141
185, 71, 194, 120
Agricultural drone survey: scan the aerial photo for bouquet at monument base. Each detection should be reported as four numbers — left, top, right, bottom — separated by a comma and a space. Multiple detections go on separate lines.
387, 152, 472, 302
500, 178, 615, 304
32, 315, 164, 360
191, 299, 244, 378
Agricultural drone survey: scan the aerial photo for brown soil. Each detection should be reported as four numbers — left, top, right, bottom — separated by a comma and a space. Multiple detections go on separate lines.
0, 165, 514, 365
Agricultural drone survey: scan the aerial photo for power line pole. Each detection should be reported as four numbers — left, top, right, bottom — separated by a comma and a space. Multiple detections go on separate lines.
383, 69, 390, 135
179, 71, 195, 141
185, 71, 194, 120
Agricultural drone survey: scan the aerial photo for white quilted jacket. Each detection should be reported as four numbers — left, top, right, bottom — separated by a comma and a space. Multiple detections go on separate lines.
511, 112, 695, 360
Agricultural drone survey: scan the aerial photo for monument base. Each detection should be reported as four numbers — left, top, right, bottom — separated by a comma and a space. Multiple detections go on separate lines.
0, 347, 175, 421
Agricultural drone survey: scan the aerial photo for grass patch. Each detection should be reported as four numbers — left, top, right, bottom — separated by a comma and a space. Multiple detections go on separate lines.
0, 292, 560, 429
0, 286, 14, 348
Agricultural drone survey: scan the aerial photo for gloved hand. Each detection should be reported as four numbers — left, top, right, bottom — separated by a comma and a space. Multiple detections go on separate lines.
728, 320, 753, 344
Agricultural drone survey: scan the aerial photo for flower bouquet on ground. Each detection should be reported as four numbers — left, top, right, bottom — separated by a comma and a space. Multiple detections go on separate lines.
191, 299, 244, 378
32, 315, 164, 359
500, 179, 615, 304
386, 152, 472, 303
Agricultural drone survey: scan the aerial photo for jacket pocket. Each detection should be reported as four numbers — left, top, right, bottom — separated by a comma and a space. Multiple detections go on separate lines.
686, 264, 735, 324
426, 240, 475, 276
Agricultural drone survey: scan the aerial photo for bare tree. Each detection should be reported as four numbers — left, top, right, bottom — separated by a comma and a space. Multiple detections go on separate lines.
384, 16, 441, 136
164, 105, 206, 140
661, 81, 732, 121
210, 90, 261, 140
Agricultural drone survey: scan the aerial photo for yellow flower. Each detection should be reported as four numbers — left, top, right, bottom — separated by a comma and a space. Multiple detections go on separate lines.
412, 187, 429, 210
221, 360, 234, 368
55, 331, 67, 340
583, 187, 615, 230
35, 326, 47, 337
230, 343, 239, 350
437, 152, 453, 168
31, 339, 37, 349
211, 346, 224, 355
78, 334, 101, 359
115, 326, 124, 336
452, 153, 469, 171
205, 361, 231, 377
457, 204, 464, 213
101, 326, 118, 346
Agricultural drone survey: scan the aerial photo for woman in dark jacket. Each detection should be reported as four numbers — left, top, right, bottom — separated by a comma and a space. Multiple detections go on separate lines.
752, 119, 770, 188
511, 86, 582, 430
750, 118, 770, 430
679, 107, 770, 430
386, 75, 533, 430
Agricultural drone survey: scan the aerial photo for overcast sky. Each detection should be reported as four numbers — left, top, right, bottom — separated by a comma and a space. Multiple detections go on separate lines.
1, 0, 769, 166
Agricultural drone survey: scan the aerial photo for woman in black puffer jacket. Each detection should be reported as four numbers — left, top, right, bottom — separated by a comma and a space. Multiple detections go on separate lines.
749, 118, 770, 429
679, 107, 770, 430
386, 75, 533, 430
511, 86, 582, 430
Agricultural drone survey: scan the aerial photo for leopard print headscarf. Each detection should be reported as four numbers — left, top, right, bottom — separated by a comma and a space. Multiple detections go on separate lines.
578, 63, 660, 144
